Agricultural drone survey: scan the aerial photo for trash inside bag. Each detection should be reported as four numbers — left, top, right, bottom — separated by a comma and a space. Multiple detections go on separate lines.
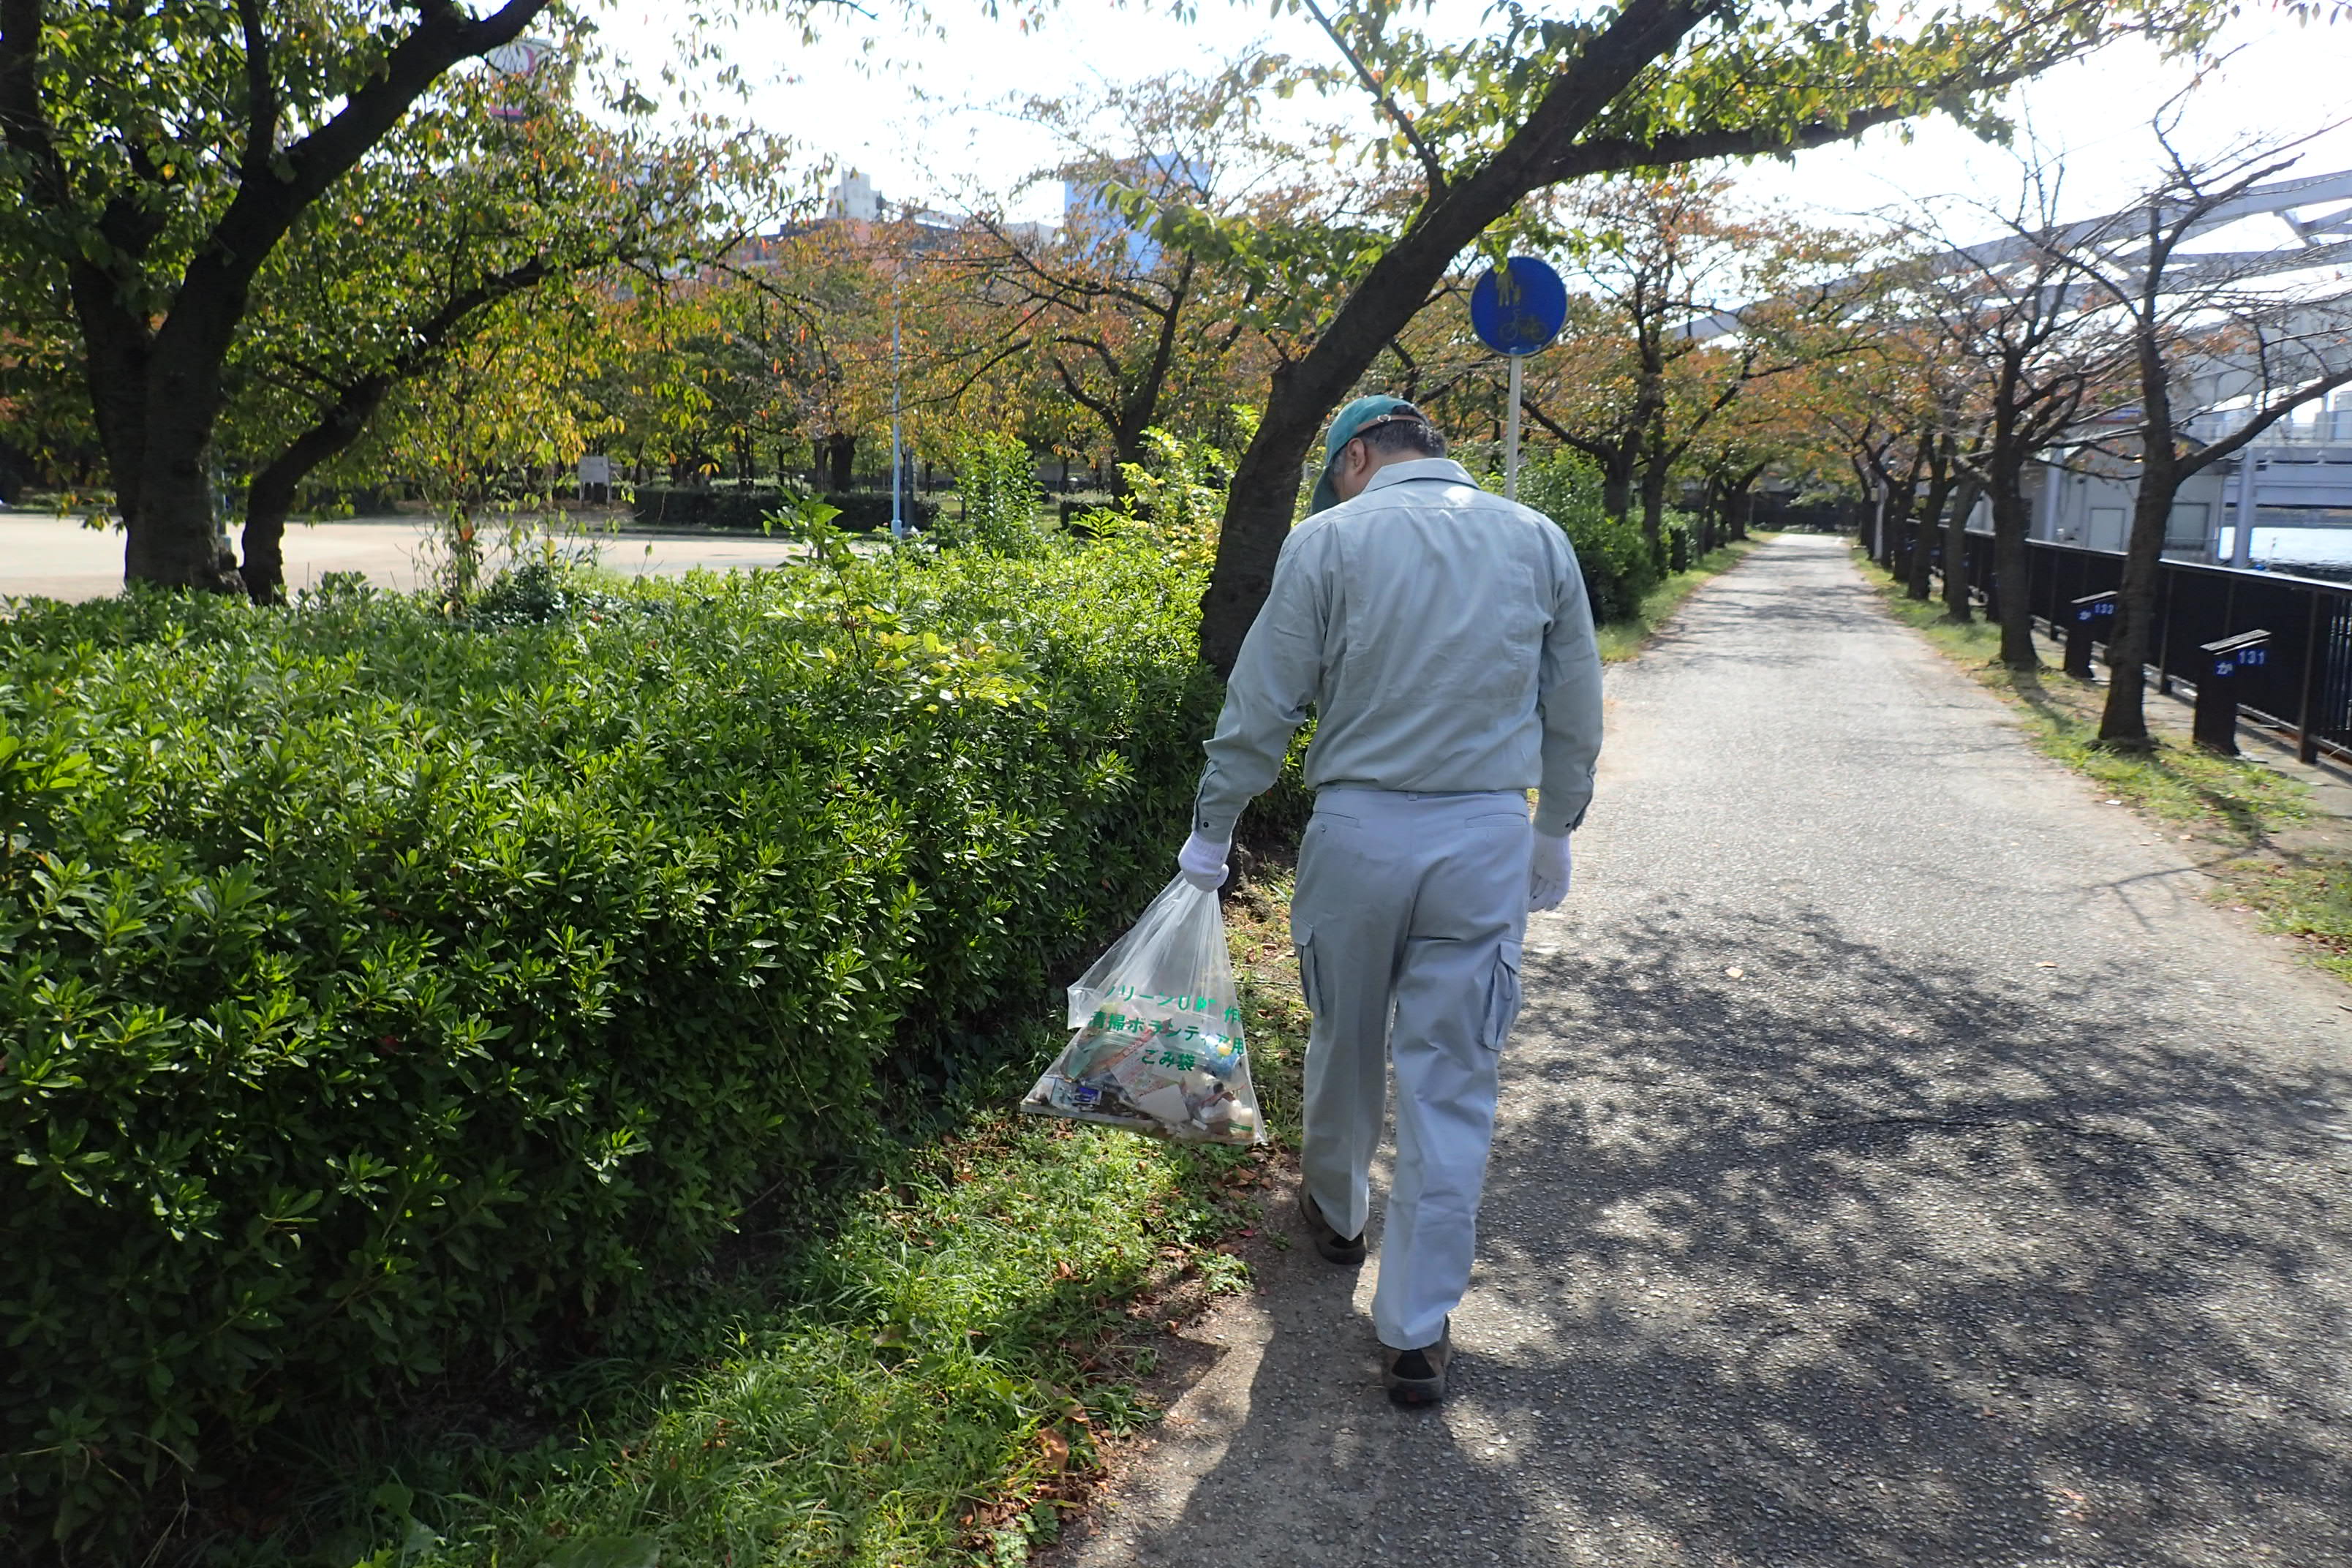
1022, 876, 1266, 1146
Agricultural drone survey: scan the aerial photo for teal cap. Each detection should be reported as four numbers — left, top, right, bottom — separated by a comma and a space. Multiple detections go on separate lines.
1308, 395, 1423, 515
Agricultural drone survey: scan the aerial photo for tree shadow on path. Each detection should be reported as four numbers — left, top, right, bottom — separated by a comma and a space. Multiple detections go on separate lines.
1065, 897, 2352, 1568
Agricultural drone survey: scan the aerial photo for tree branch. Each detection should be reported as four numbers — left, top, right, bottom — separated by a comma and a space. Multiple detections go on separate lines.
0, 0, 67, 204
1545, 95, 1960, 184
235, 0, 277, 188
174, 0, 549, 343
2180, 363, 2352, 475
1300, 0, 1447, 195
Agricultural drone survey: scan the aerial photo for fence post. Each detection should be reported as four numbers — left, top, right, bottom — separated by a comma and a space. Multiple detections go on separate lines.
2195, 630, 2271, 755
2066, 592, 2117, 680
2299, 592, 2325, 765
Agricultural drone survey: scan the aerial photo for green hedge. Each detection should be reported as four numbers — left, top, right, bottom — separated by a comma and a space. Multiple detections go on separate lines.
0, 545, 1224, 1551
1514, 457, 1662, 623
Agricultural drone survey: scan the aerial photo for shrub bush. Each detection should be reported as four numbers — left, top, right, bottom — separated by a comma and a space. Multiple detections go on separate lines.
633, 486, 937, 533
1515, 456, 1661, 623
1068, 425, 1237, 574
937, 434, 1046, 555
0, 544, 1225, 1552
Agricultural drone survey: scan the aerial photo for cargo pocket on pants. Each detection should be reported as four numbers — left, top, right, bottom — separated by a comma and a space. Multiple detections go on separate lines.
1480, 939, 1523, 1050
1293, 924, 1323, 1017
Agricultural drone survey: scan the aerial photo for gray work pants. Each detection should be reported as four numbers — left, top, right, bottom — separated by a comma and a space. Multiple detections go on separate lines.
1290, 787, 1530, 1351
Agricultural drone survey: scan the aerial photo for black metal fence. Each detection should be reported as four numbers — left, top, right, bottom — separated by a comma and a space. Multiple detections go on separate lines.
1895, 521, 2352, 764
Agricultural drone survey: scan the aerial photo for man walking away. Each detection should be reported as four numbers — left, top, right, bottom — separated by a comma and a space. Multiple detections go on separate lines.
1175, 396, 1602, 1406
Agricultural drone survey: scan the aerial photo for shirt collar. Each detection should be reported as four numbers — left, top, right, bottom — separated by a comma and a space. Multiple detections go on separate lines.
1360, 457, 1480, 497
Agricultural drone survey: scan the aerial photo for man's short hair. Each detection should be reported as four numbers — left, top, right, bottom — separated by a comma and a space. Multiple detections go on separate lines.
1354, 408, 1447, 459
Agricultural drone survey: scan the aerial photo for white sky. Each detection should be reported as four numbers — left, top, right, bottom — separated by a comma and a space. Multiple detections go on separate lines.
595, 1, 2352, 244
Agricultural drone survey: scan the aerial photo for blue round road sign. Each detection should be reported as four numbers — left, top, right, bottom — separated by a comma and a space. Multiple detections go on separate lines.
1470, 257, 1568, 356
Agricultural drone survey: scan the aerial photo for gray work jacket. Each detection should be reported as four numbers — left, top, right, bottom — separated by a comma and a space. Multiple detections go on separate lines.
1192, 456, 1603, 841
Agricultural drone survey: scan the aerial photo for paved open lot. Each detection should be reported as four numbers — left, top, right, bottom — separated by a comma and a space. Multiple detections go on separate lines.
0, 511, 801, 601
1055, 535, 2352, 1568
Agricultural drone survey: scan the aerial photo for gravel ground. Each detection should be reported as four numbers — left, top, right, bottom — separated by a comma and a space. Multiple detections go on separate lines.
0, 512, 805, 601
1049, 534, 2352, 1568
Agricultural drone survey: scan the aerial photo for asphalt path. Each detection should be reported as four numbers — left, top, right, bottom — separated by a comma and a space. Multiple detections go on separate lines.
1053, 534, 2352, 1568
0, 511, 802, 601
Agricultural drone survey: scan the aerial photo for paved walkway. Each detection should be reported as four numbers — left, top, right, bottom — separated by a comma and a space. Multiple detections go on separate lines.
1054, 535, 2352, 1568
0, 512, 802, 601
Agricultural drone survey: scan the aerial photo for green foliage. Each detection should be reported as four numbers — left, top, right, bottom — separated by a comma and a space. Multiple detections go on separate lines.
466, 555, 632, 628
1516, 455, 1660, 624
0, 545, 1221, 1551
283, 1109, 1260, 1568
1113, 1, 2225, 358
1074, 417, 1251, 572
1117, 428, 1227, 554
941, 436, 1046, 557
216, 66, 762, 506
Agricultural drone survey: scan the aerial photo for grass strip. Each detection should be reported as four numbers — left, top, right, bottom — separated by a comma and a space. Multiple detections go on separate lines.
1859, 556, 2352, 984
1595, 536, 1766, 663
198, 918, 1311, 1568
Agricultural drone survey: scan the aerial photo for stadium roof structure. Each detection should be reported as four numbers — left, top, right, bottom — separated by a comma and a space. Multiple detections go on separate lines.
1679, 167, 2352, 344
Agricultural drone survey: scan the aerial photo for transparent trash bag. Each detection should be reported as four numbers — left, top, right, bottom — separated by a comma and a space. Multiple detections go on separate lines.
1021, 876, 1266, 1146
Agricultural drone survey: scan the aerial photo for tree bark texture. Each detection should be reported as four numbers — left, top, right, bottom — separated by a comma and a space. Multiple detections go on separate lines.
2096, 276, 2181, 747
823, 433, 856, 491
2097, 451, 2174, 747
239, 377, 399, 601
1988, 451, 2040, 669
1882, 456, 1921, 578
1907, 464, 1953, 601
1943, 478, 1979, 622
1637, 444, 1671, 552
1599, 457, 1636, 521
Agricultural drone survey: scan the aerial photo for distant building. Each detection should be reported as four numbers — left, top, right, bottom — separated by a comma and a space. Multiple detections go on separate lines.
728, 175, 1048, 267
825, 171, 883, 223
2030, 387, 2352, 571
1063, 154, 1208, 272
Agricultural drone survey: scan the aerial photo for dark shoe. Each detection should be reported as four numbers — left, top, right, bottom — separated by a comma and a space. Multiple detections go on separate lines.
1297, 1187, 1366, 1265
1382, 1321, 1452, 1406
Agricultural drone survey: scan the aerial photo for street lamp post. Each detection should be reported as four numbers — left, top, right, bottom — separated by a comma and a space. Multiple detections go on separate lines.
889, 307, 905, 540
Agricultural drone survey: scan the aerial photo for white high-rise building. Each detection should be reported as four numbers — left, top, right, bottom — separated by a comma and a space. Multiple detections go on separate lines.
824, 171, 881, 223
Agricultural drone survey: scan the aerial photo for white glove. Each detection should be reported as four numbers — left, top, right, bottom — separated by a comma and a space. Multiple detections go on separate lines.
1177, 830, 1232, 892
1529, 829, 1572, 911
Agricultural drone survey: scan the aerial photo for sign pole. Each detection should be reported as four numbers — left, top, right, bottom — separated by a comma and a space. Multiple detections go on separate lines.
1505, 353, 1524, 502
889, 309, 904, 540
1469, 257, 1565, 502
